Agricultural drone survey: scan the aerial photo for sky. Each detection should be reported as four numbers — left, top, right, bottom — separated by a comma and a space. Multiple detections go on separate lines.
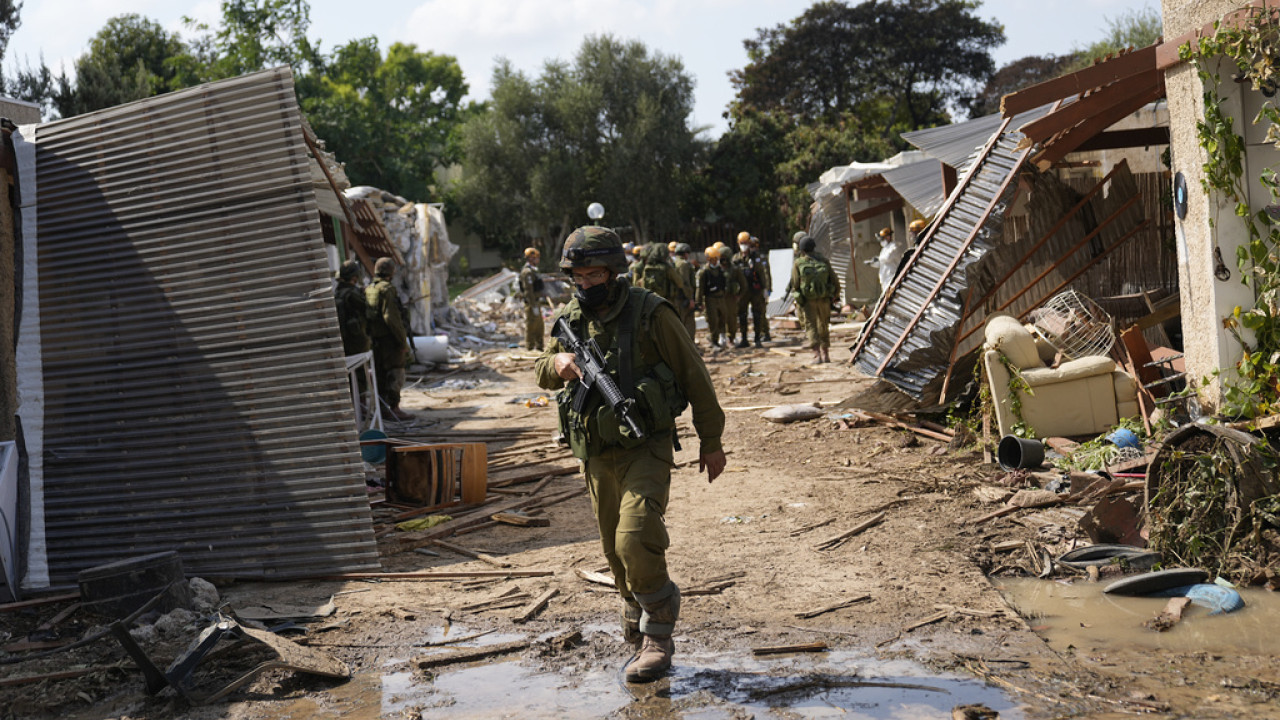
5, 0, 1160, 136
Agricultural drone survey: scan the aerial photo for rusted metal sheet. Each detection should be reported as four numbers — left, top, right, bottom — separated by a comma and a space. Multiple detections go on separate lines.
24, 67, 378, 585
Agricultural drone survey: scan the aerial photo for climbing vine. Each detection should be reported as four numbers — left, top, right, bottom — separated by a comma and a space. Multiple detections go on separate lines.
1181, 7, 1280, 418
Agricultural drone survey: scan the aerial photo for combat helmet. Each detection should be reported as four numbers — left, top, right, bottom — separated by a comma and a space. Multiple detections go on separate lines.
374, 257, 397, 278
560, 226, 629, 275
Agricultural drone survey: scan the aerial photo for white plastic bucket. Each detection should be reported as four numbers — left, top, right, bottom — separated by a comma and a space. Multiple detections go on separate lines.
412, 335, 450, 363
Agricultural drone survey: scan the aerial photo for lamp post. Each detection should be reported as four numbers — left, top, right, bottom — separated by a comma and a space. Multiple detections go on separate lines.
587, 202, 605, 224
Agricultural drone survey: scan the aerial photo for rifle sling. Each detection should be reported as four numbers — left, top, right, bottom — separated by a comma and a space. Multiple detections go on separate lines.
617, 292, 639, 399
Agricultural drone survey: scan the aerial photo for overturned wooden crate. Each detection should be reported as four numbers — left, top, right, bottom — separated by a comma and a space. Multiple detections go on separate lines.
386, 443, 487, 509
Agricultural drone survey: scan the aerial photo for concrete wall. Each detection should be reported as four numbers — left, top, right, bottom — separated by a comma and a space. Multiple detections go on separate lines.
1162, 0, 1272, 407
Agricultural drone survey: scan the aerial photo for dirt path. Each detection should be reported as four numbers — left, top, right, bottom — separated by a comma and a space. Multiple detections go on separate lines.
5, 324, 1280, 719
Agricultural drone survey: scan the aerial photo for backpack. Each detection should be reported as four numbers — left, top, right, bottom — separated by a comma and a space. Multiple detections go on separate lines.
797, 256, 833, 301
636, 259, 673, 300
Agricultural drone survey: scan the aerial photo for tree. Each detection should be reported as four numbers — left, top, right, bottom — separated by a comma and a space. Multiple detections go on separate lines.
450, 35, 703, 254
1073, 6, 1163, 68
184, 0, 320, 81
966, 54, 1081, 117
730, 0, 1004, 133
54, 15, 194, 117
0, 0, 19, 62
297, 38, 473, 201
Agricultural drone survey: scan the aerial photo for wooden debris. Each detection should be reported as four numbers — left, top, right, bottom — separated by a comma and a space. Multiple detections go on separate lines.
815, 511, 886, 550
952, 703, 1000, 720
788, 518, 835, 536
991, 540, 1024, 553
751, 641, 829, 656
513, 588, 559, 623
795, 594, 871, 619
1044, 437, 1080, 455
414, 640, 530, 669
0, 592, 80, 613
903, 611, 950, 632
37, 602, 81, 631
433, 539, 512, 568
574, 569, 616, 587
1145, 596, 1192, 632
523, 475, 558, 497
933, 604, 1003, 618
0, 665, 124, 688
684, 581, 737, 596
492, 512, 551, 527
311, 570, 552, 581
459, 595, 531, 613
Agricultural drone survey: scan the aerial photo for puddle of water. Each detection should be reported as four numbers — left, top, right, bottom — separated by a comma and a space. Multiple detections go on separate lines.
997, 577, 1280, 655
258, 634, 1021, 719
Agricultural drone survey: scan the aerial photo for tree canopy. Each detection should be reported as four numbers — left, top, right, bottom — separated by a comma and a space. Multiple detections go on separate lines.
966, 53, 1080, 117
53, 14, 193, 118
450, 35, 703, 255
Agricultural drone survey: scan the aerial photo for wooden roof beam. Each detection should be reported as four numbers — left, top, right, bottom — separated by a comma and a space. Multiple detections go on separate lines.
1002, 45, 1157, 117
850, 198, 903, 224
1016, 70, 1162, 145
1072, 126, 1170, 152
1031, 81, 1167, 171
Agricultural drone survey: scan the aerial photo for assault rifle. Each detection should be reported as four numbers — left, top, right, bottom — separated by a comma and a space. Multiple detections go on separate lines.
553, 317, 645, 441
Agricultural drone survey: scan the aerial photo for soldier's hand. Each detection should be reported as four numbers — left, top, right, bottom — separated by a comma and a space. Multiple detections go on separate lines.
552, 352, 582, 380
699, 449, 727, 483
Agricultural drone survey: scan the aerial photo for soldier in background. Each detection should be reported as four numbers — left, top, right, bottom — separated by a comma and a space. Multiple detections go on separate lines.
719, 243, 746, 348
520, 248, 546, 351
791, 233, 840, 364
669, 242, 697, 339
696, 246, 730, 350
733, 233, 772, 348
633, 242, 686, 306
334, 260, 371, 356
366, 257, 414, 420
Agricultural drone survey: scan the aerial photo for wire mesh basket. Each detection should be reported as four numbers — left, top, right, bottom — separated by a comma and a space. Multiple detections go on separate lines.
1029, 290, 1115, 360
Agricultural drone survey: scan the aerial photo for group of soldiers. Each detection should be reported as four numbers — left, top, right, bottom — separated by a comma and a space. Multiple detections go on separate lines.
333, 257, 416, 421
519, 229, 843, 362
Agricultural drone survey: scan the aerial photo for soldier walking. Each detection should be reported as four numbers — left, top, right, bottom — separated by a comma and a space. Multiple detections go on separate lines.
669, 242, 697, 339
791, 233, 840, 364
732, 232, 772, 348
696, 246, 730, 349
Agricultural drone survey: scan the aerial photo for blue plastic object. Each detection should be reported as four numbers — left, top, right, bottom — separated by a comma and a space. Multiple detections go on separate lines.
359, 429, 389, 464
1152, 583, 1246, 615
1107, 428, 1140, 449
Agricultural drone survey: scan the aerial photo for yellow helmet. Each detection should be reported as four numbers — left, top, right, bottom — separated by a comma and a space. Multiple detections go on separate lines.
705, 246, 721, 260
736, 231, 750, 244
523, 247, 540, 259
713, 241, 726, 250
878, 227, 893, 238
909, 219, 927, 233
668, 241, 678, 252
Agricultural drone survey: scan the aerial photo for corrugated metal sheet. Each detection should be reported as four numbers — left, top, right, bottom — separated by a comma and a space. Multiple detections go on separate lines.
902, 106, 1053, 173
881, 159, 944, 219
28, 67, 378, 584
852, 117, 1030, 401
807, 191, 855, 304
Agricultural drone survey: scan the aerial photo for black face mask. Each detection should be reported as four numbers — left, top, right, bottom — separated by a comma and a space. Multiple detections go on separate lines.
575, 281, 611, 308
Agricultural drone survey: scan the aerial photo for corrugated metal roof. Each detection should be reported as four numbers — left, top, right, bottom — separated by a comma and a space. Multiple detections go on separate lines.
26, 67, 378, 585
902, 106, 1053, 172
881, 159, 945, 219
852, 116, 1031, 401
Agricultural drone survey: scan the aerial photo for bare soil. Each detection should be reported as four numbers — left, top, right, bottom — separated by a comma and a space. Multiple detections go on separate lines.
3, 321, 1279, 719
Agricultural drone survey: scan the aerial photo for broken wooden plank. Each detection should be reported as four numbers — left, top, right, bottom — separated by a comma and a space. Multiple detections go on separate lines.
0, 665, 123, 688
492, 512, 551, 527
513, 588, 559, 623
0, 592, 80, 613
751, 641, 829, 656
574, 569, 616, 587
683, 581, 737, 596
1145, 596, 1192, 632
795, 594, 871, 619
414, 640, 530, 669
459, 596, 532, 613
432, 539, 511, 568
903, 611, 950, 632
37, 602, 81, 631
788, 518, 835, 537
311, 570, 553, 581
488, 465, 578, 489
815, 511, 887, 550
523, 474, 558, 497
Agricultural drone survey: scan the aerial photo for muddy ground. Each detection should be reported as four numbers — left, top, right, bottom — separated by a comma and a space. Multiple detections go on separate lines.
3, 320, 1280, 719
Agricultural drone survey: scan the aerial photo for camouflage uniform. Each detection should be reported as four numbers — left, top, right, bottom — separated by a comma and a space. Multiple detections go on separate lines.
366, 274, 410, 411
519, 261, 545, 351
791, 244, 841, 360
670, 248, 697, 339
696, 261, 730, 348
536, 226, 725, 682
733, 247, 771, 347
334, 281, 371, 355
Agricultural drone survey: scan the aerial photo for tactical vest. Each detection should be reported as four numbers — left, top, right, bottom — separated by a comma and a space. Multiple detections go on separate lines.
700, 265, 727, 296
365, 280, 395, 338
795, 256, 834, 302
554, 287, 689, 459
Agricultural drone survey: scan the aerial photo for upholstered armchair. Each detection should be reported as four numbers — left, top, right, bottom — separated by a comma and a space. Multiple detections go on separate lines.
982, 315, 1140, 439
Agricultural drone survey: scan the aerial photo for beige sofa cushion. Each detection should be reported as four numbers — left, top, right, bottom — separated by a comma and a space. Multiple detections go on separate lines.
1021, 356, 1117, 387
984, 315, 1041, 370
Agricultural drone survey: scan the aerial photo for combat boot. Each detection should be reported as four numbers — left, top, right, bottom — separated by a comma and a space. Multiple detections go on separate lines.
625, 634, 675, 682
812, 348, 823, 363
753, 333, 763, 349
821, 347, 831, 363
734, 333, 749, 348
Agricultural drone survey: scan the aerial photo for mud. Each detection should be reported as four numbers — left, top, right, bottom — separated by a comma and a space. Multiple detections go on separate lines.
3, 322, 1280, 719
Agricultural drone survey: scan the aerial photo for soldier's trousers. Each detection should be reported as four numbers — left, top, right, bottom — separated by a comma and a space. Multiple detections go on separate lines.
725, 293, 740, 337
802, 298, 832, 350
738, 291, 768, 339
584, 435, 675, 600
373, 343, 406, 409
525, 304, 544, 350
678, 302, 696, 339
703, 295, 728, 346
